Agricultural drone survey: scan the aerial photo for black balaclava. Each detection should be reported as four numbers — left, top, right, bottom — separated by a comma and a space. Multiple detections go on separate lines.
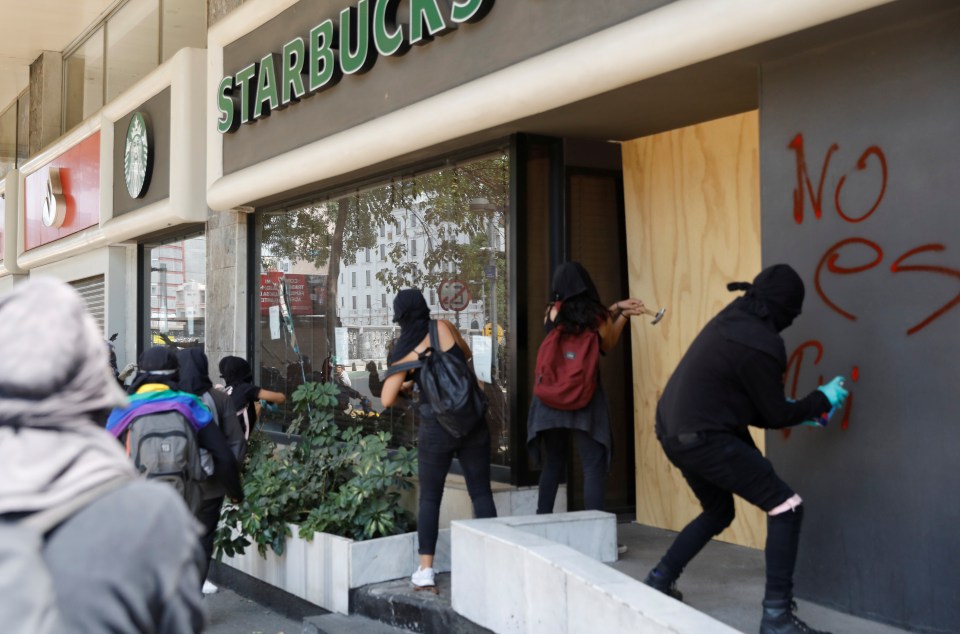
717, 264, 805, 366
389, 289, 431, 363
729, 264, 805, 332
128, 346, 180, 393
551, 261, 602, 304
177, 348, 213, 397
219, 356, 253, 387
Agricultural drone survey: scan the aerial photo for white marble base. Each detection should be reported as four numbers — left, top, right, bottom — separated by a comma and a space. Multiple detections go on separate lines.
222, 524, 450, 614
451, 511, 739, 634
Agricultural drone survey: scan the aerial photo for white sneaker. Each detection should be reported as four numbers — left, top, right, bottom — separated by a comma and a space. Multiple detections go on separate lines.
202, 580, 219, 595
411, 566, 436, 588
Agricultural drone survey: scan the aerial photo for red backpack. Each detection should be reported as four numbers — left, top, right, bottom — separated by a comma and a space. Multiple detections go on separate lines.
533, 312, 601, 410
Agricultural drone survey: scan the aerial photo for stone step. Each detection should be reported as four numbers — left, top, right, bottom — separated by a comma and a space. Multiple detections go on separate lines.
349, 573, 492, 634
303, 613, 414, 634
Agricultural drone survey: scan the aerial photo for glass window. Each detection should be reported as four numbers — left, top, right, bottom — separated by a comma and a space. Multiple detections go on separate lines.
365, 270, 371, 286
106, 0, 159, 102
0, 104, 15, 180
351, 271, 357, 287
161, 0, 206, 61
141, 234, 206, 352
16, 90, 28, 166
63, 26, 104, 132
256, 151, 511, 466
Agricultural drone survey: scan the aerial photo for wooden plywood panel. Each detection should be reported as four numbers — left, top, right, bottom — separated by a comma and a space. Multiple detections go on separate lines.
622, 111, 764, 549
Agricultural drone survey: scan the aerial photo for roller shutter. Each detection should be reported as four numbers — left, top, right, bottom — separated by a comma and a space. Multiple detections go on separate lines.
70, 275, 106, 335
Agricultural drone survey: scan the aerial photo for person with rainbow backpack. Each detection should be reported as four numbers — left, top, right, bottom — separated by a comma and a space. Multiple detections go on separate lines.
106, 347, 242, 520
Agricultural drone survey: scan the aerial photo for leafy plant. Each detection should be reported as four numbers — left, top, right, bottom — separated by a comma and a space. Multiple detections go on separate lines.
215, 381, 417, 558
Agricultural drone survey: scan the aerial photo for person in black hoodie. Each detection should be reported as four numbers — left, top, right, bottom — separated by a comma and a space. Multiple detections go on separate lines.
178, 348, 247, 594
218, 356, 286, 436
642, 264, 848, 634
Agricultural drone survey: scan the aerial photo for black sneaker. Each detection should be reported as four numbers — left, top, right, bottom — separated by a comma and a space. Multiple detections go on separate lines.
643, 569, 683, 602
760, 599, 832, 634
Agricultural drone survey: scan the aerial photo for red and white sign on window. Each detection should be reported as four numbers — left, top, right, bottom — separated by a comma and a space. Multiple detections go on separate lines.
438, 279, 470, 312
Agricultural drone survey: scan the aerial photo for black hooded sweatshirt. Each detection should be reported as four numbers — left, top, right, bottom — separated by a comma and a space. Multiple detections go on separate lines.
655, 265, 831, 439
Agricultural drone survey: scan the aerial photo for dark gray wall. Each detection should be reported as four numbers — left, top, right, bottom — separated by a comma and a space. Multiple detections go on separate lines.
760, 8, 960, 633
221, 0, 673, 174
113, 88, 171, 216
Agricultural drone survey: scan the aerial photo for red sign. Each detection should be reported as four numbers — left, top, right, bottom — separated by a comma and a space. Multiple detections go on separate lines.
438, 279, 470, 311
23, 132, 100, 251
259, 272, 325, 315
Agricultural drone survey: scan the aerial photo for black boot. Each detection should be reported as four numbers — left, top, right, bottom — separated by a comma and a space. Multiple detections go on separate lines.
760, 599, 832, 634
643, 568, 683, 602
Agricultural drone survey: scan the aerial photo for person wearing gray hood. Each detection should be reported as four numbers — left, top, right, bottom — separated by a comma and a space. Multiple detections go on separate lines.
0, 277, 205, 633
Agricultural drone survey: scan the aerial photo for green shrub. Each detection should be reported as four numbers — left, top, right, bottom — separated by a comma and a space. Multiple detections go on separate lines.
215, 381, 417, 558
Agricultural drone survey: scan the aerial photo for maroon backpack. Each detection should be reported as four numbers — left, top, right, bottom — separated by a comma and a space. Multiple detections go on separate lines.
533, 314, 601, 410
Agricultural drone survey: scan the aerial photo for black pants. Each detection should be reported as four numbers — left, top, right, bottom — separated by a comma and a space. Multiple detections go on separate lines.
417, 423, 497, 556
537, 428, 608, 514
656, 432, 801, 600
196, 495, 225, 584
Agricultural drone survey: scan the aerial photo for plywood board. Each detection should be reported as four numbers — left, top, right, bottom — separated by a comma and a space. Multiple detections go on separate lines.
622, 111, 764, 549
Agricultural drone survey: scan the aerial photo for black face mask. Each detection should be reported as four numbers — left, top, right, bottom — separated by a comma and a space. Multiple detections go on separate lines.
729, 264, 805, 332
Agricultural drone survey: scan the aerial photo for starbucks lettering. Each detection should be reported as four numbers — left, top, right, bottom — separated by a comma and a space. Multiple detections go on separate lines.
217, 0, 494, 133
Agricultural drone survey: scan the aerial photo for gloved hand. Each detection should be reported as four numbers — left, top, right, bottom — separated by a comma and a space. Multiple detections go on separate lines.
118, 363, 138, 381
817, 376, 848, 408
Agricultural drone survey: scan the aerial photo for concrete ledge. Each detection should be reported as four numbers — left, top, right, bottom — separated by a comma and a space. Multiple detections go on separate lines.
221, 525, 450, 614
451, 511, 740, 634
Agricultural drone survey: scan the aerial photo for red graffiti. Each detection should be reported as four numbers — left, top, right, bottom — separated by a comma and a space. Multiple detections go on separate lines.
834, 146, 887, 223
815, 238, 884, 321
789, 134, 838, 224
785, 340, 823, 398
890, 244, 960, 335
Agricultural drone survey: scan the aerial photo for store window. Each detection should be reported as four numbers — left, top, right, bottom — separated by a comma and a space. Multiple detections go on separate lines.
0, 103, 15, 180
140, 234, 206, 352
62, 0, 205, 133
106, 0, 160, 102
63, 26, 105, 131
256, 151, 511, 467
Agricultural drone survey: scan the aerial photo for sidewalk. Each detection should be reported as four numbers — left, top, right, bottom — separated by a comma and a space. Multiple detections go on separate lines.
612, 522, 911, 634
204, 585, 302, 634
204, 522, 915, 633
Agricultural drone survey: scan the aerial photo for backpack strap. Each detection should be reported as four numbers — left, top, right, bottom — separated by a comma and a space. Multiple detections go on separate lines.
428, 320, 441, 352
383, 360, 422, 380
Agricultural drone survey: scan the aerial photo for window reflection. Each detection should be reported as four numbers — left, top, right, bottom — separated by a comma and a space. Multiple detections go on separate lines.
144, 235, 206, 350
256, 153, 511, 466
63, 26, 104, 132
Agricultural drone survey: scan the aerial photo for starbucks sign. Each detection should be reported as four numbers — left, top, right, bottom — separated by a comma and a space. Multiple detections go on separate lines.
124, 112, 153, 198
216, 0, 495, 134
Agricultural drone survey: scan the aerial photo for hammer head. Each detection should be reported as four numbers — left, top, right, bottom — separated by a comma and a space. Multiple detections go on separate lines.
650, 308, 666, 325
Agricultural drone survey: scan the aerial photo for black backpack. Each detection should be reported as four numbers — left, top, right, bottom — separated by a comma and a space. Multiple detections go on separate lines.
386, 321, 487, 439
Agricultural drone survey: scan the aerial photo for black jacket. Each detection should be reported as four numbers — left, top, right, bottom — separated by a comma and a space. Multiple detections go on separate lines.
656, 301, 830, 439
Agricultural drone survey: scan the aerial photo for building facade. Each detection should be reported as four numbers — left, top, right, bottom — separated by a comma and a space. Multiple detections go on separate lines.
2, 1, 958, 631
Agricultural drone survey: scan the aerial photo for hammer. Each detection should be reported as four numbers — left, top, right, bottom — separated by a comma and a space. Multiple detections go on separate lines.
643, 307, 666, 325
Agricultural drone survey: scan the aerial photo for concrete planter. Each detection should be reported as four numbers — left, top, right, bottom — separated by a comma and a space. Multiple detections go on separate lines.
221, 524, 449, 614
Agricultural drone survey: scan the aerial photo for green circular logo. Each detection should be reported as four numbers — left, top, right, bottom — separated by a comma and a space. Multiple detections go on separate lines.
124, 112, 152, 198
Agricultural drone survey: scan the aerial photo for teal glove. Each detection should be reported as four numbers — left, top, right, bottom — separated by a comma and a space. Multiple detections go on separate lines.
817, 376, 848, 408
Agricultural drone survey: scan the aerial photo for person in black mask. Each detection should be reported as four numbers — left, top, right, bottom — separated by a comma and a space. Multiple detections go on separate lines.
380, 288, 497, 590
527, 262, 646, 515
643, 264, 848, 634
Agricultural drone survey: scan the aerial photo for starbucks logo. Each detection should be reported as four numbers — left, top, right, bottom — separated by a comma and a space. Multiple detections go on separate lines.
41, 167, 67, 228
124, 112, 152, 198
